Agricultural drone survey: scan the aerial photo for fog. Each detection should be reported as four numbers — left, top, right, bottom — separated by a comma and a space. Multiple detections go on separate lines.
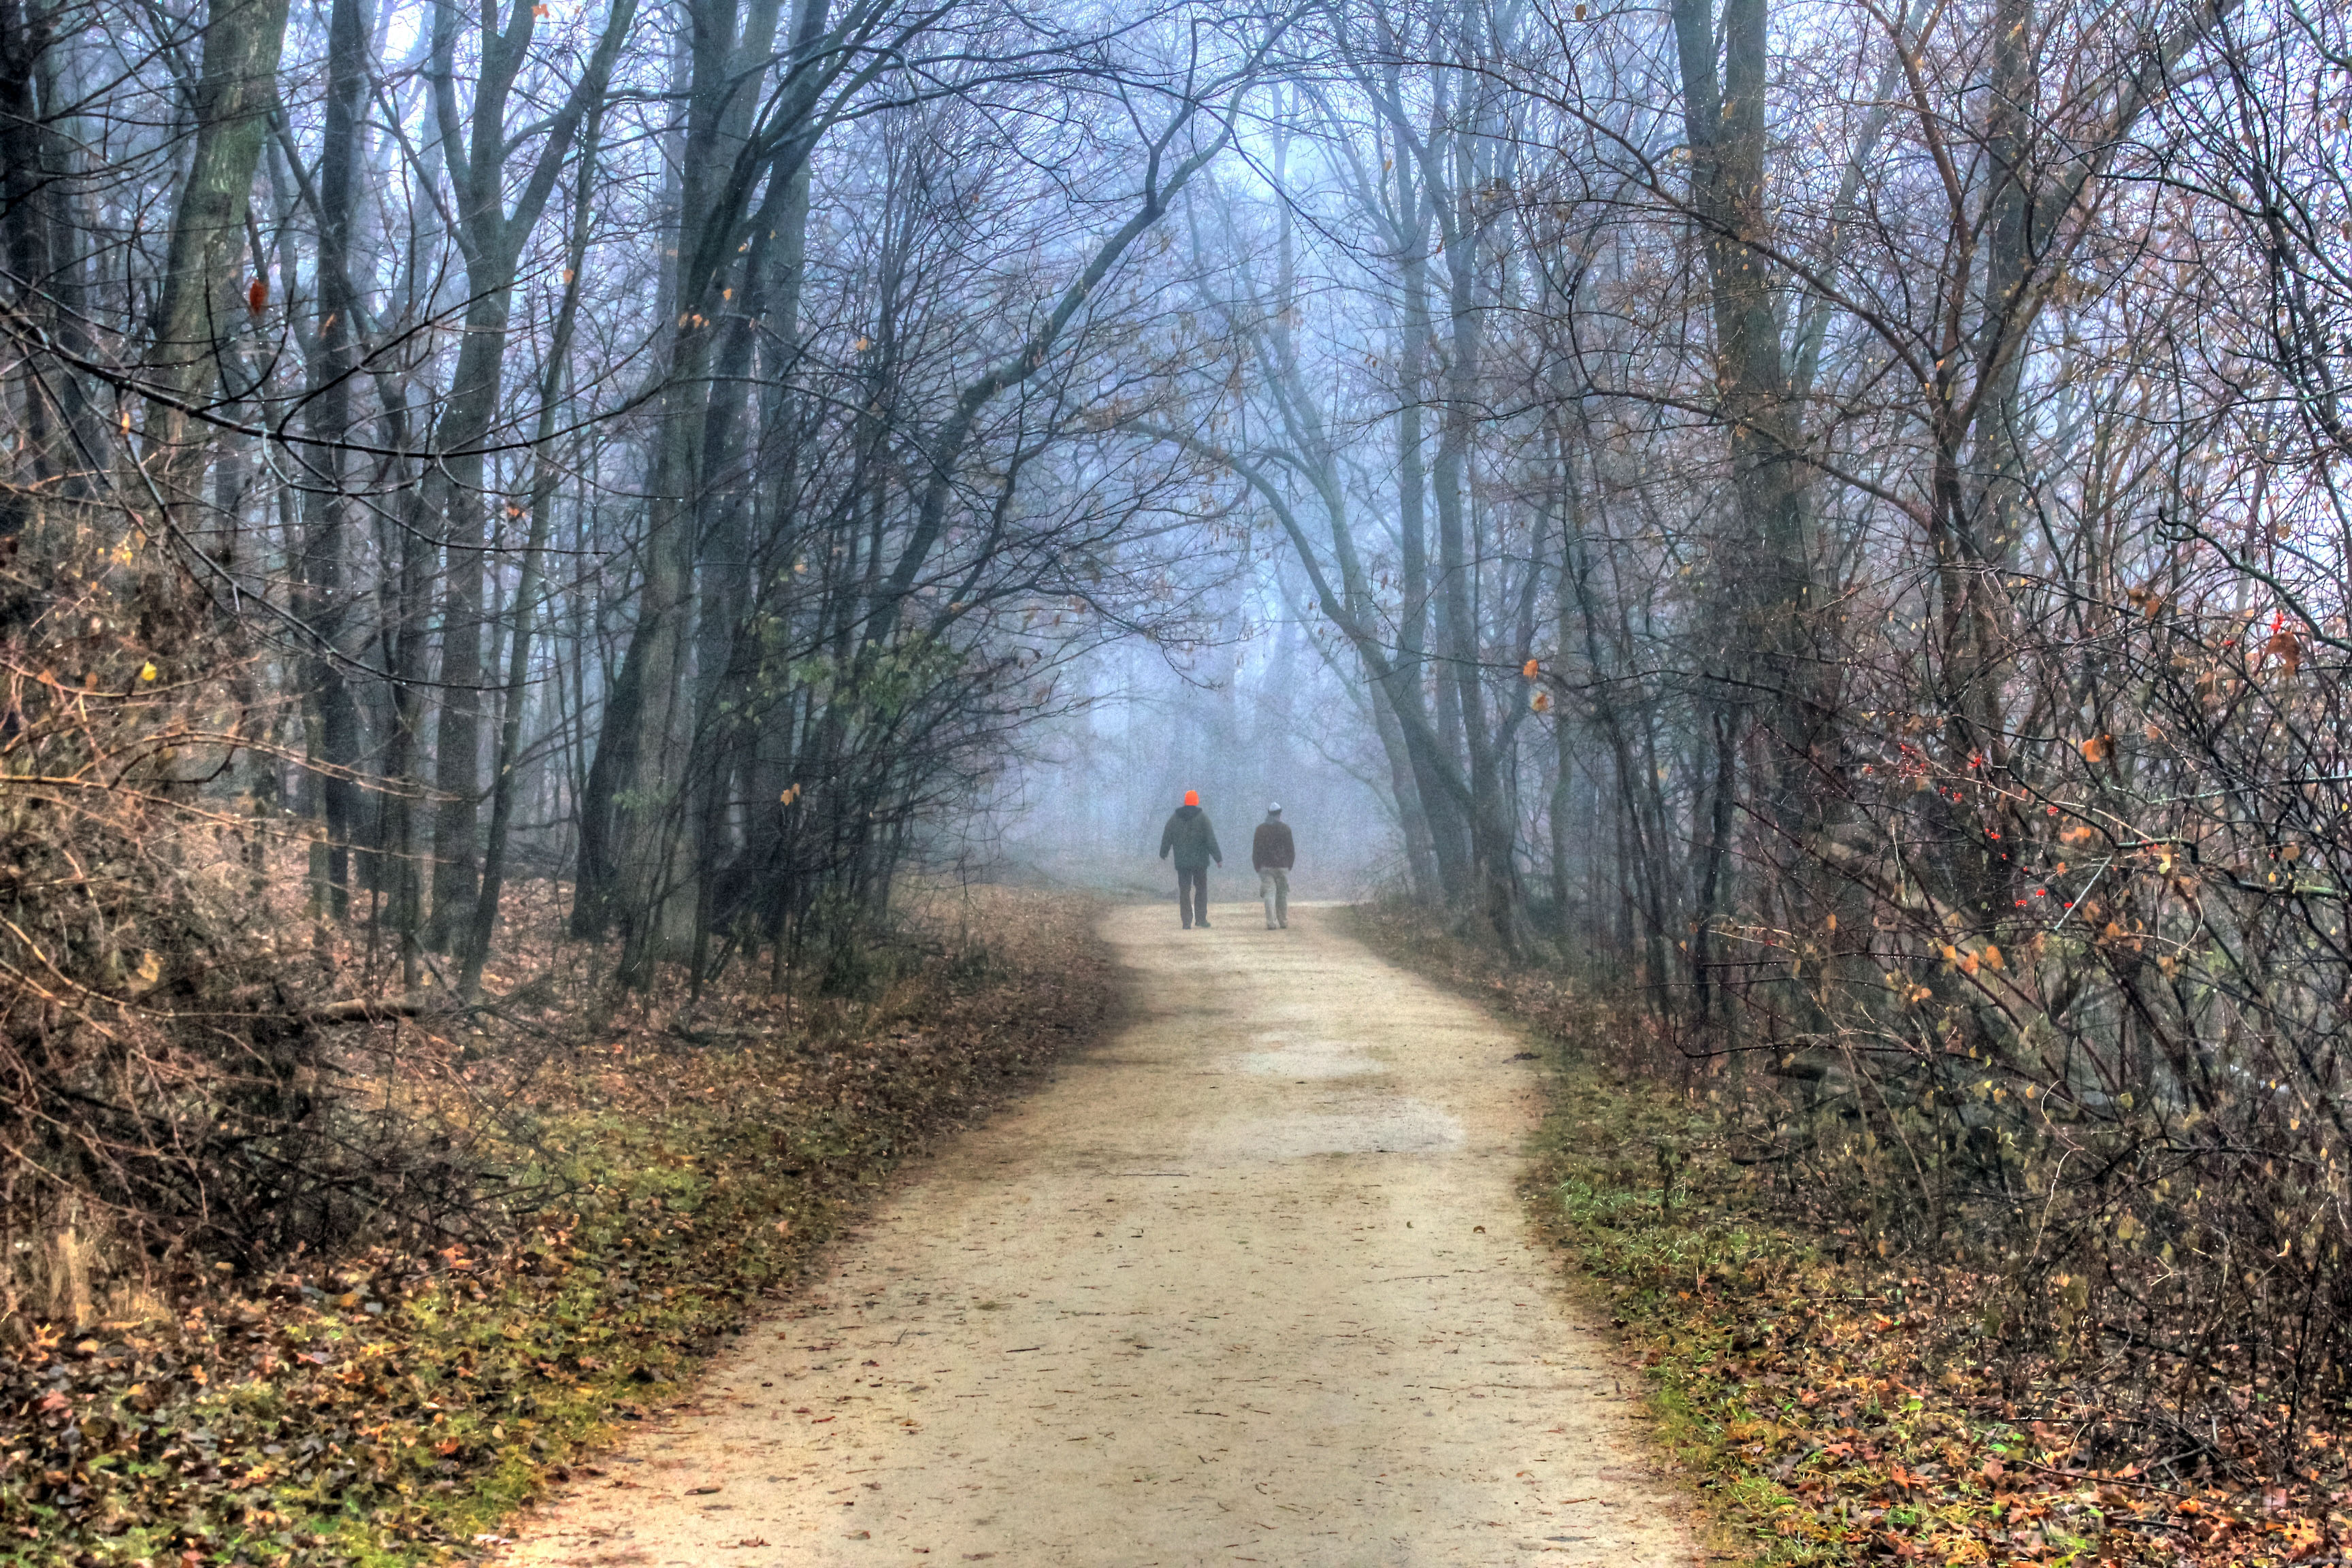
979, 600, 1402, 904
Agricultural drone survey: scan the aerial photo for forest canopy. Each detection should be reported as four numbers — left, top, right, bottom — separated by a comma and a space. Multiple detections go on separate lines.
5, 0, 2352, 1487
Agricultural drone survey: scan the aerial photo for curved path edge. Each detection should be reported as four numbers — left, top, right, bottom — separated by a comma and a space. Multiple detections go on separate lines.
498, 900, 1703, 1567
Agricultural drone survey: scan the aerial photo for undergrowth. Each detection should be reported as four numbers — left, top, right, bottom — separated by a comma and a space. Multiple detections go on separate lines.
1348, 900, 2349, 1568
3, 886, 1111, 1568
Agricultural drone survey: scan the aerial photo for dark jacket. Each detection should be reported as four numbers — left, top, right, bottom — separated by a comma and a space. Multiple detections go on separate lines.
1158, 804, 1222, 871
1252, 819, 1295, 871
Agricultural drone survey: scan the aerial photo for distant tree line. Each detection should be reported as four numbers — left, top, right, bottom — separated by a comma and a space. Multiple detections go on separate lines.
1149, 0, 2352, 1474
10, 0, 2352, 1476
0, 0, 1277, 1304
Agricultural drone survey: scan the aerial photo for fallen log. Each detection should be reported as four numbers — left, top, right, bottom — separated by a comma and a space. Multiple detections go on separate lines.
307, 996, 440, 1026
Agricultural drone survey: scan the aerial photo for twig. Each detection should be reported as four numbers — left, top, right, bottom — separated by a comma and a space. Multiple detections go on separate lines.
308, 996, 441, 1026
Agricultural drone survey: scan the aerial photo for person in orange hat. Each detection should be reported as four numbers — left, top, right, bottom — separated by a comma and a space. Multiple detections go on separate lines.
1157, 789, 1222, 928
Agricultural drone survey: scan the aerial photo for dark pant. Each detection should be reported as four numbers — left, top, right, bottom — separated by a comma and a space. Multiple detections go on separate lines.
1177, 866, 1210, 927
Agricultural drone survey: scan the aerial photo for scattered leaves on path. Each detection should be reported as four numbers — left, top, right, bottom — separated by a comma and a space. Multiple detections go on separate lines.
3, 889, 1111, 1567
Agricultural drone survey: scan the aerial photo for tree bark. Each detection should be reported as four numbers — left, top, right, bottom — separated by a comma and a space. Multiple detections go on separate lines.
423, 0, 641, 949
1669, 0, 1818, 832
298, 0, 371, 920
142, 0, 293, 512
462, 101, 604, 997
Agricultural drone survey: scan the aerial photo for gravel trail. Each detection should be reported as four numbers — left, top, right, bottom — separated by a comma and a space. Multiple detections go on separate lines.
499, 900, 1701, 1567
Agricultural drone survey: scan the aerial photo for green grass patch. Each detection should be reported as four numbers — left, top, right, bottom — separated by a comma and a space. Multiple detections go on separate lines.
1346, 901, 2315, 1567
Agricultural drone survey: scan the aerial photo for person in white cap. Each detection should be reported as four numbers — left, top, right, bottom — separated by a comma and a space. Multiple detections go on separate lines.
1250, 804, 1295, 929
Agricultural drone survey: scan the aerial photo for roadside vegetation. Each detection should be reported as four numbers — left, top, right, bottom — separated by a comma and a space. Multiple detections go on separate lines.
1352, 901, 2347, 1568
3, 888, 1110, 1568
7, 0, 2350, 1559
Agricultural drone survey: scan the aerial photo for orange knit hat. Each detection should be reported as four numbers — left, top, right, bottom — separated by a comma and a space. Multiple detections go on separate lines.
1183, 789, 1199, 806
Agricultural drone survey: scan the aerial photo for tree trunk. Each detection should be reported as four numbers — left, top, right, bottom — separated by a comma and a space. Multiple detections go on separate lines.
0, 0, 56, 523
1427, 77, 1520, 952
593, 0, 810, 980
142, 0, 293, 511
424, 0, 641, 949
1669, 0, 1818, 832
1392, 167, 1470, 901
461, 101, 604, 996
298, 0, 370, 921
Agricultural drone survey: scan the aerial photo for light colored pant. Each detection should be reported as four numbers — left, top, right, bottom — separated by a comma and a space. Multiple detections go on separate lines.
1258, 868, 1289, 928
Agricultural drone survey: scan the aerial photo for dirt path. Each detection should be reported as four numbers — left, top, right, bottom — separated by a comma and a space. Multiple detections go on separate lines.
499, 901, 1701, 1567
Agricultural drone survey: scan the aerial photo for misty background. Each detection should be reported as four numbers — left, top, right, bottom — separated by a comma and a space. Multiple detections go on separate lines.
979, 585, 1399, 902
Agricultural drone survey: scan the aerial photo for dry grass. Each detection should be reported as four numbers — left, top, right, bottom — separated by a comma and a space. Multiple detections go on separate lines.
1, 885, 1114, 1567
1350, 899, 2352, 1568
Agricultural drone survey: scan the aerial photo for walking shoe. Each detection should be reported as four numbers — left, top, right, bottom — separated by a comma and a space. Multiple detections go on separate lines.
1198, 919, 1212, 928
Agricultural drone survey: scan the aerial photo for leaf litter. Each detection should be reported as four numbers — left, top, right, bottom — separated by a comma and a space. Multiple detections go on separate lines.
1353, 900, 2349, 1567
2, 887, 1110, 1568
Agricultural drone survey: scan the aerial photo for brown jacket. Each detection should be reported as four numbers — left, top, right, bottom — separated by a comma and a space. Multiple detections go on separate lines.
1251, 819, 1295, 871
